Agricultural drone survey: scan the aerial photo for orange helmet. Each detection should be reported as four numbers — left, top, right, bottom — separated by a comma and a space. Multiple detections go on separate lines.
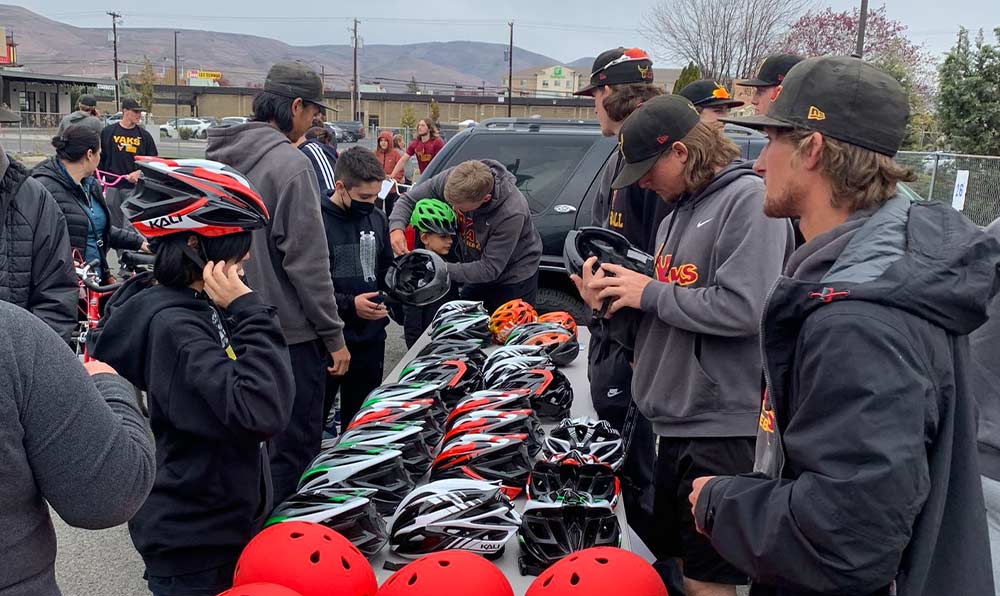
505, 323, 580, 366
489, 299, 538, 344
538, 311, 578, 338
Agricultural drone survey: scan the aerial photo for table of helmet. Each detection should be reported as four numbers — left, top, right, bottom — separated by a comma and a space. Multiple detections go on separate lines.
290, 301, 635, 594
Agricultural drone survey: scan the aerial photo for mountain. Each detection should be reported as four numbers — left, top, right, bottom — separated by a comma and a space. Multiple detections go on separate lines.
0, 5, 570, 91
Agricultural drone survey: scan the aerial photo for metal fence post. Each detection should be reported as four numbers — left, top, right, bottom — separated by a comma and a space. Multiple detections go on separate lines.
17, 122, 22, 154
928, 153, 939, 201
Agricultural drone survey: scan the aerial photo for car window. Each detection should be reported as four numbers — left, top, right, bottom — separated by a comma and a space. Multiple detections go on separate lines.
442, 133, 601, 214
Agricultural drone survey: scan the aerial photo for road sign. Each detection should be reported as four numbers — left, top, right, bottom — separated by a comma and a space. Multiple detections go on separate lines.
952, 170, 970, 211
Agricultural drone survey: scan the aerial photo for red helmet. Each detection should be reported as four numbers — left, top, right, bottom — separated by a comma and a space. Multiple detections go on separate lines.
525, 547, 667, 596
488, 299, 537, 344
538, 311, 578, 338
377, 551, 514, 596
233, 522, 377, 596
125, 157, 269, 238
218, 584, 304, 596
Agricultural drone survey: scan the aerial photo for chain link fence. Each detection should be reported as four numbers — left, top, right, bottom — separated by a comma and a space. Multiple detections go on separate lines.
896, 151, 1000, 227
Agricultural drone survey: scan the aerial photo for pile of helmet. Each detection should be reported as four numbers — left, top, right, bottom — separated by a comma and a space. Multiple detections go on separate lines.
427, 300, 492, 345
480, 345, 574, 420
489, 299, 581, 367
223, 520, 668, 595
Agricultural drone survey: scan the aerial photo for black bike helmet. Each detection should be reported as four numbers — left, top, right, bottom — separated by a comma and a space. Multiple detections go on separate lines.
517, 491, 621, 576
388, 479, 521, 559
562, 226, 655, 278
297, 445, 415, 516
430, 313, 492, 344
447, 390, 533, 428
329, 423, 433, 478
505, 323, 581, 367
495, 367, 574, 420
385, 249, 451, 306
443, 409, 544, 456
418, 339, 488, 368
430, 300, 488, 329
431, 434, 534, 498
543, 417, 624, 471
265, 488, 388, 557
526, 452, 620, 508
398, 356, 484, 410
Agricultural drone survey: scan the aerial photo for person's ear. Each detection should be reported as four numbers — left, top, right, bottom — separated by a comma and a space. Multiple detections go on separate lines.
673, 142, 690, 165
801, 132, 825, 170
186, 235, 200, 249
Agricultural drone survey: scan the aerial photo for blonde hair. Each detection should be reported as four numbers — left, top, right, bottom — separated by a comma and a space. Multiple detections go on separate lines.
679, 122, 741, 194
444, 161, 493, 205
783, 129, 916, 211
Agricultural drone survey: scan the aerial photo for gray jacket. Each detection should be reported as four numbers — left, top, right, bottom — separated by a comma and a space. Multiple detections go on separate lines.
206, 122, 346, 351
632, 161, 793, 437
0, 301, 154, 596
972, 217, 1000, 481
388, 159, 542, 286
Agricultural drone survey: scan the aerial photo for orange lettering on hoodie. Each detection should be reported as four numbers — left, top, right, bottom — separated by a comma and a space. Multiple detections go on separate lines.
653, 248, 700, 286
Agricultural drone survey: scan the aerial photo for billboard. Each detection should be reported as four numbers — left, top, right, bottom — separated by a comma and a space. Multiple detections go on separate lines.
0, 27, 15, 65
187, 70, 223, 80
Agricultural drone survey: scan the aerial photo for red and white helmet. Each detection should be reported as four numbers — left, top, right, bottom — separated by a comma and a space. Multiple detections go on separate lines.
124, 157, 269, 238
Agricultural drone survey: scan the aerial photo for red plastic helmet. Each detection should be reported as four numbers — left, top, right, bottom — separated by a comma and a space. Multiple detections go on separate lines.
538, 311, 578, 338
218, 584, 304, 596
488, 299, 537, 344
233, 521, 377, 596
377, 550, 514, 596
525, 547, 667, 596
125, 157, 269, 238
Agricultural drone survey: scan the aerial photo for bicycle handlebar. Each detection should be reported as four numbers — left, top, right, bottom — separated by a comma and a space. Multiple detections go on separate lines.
78, 261, 123, 293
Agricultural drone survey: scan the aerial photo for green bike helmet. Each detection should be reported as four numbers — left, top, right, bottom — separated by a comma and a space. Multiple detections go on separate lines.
410, 198, 458, 235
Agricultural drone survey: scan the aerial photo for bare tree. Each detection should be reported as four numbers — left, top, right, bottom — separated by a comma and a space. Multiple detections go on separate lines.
642, 0, 810, 85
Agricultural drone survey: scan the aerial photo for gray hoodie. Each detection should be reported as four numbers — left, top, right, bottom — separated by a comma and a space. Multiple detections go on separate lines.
0, 301, 154, 596
388, 159, 542, 285
972, 217, 1000, 481
632, 161, 793, 438
206, 122, 345, 351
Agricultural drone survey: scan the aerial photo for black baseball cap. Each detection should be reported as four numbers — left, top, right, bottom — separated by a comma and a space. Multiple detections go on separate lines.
264, 61, 338, 112
738, 53, 805, 87
121, 97, 142, 112
611, 94, 701, 189
78, 94, 98, 108
722, 56, 909, 157
574, 47, 655, 97
678, 79, 745, 109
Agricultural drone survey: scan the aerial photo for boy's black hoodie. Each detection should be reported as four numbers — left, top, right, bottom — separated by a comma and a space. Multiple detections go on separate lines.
89, 273, 294, 576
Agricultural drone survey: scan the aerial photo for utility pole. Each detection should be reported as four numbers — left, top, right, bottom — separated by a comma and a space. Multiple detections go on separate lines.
352, 18, 360, 121
174, 31, 179, 148
855, 0, 870, 58
321, 65, 325, 91
507, 21, 514, 117
107, 11, 122, 112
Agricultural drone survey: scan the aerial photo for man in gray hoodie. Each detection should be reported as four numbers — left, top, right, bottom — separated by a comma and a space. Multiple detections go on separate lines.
577, 94, 792, 596
206, 61, 349, 503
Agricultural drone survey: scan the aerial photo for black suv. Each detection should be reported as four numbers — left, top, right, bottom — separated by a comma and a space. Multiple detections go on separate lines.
416, 118, 767, 321
333, 121, 367, 142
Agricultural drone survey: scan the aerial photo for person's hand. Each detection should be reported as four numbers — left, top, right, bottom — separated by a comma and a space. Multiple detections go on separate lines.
390, 229, 410, 256
83, 360, 118, 376
203, 261, 251, 309
126, 170, 142, 184
354, 291, 388, 321
328, 346, 351, 376
689, 475, 716, 535
589, 263, 654, 315
569, 256, 606, 312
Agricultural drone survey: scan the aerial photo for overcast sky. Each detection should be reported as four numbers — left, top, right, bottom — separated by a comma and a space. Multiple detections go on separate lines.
19, 0, 998, 65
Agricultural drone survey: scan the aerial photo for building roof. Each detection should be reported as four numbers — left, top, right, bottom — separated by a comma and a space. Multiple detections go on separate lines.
0, 69, 114, 85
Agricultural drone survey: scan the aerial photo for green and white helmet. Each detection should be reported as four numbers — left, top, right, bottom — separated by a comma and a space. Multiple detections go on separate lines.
266, 488, 388, 557
410, 198, 458, 235
297, 445, 414, 515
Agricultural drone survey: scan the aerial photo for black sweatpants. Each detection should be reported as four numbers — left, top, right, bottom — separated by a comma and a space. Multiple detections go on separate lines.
269, 339, 326, 505
460, 271, 539, 314
325, 340, 386, 432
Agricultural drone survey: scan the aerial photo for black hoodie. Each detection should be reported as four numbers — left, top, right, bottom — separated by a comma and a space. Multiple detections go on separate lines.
90, 274, 294, 576
695, 197, 999, 596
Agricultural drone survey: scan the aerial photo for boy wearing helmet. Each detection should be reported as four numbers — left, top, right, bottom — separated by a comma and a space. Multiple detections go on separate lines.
89, 157, 295, 596
402, 197, 460, 347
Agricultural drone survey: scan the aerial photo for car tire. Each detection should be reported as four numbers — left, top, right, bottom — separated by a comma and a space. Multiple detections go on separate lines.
534, 287, 589, 324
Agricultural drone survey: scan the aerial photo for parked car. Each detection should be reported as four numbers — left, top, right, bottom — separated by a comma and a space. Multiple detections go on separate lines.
197, 116, 220, 127
159, 117, 212, 139
103, 111, 156, 128
219, 116, 250, 126
416, 117, 769, 320
333, 121, 366, 142
324, 122, 348, 143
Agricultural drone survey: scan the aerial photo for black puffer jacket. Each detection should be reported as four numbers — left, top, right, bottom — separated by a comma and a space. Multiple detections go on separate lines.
0, 152, 77, 341
31, 157, 144, 280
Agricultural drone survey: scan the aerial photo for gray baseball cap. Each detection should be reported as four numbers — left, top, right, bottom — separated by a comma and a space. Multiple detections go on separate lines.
264, 61, 338, 112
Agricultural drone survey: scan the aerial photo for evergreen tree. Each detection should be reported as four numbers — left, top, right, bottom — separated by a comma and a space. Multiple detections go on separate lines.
939, 27, 1000, 155
407, 76, 421, 94
672, 62, 701, 94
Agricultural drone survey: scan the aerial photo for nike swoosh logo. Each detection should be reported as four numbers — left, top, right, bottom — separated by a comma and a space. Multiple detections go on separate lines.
697, 218, 713, 228
607, 388, 623, 398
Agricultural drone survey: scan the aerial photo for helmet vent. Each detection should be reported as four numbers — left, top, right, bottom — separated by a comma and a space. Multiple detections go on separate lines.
341, 556, 351, 570
408, 573, 419, 586
596, 557, 609, 564
570, 572, 581, 585
290, 532, 304, 539
542, 575, 553, 587
310, 550, 321, 564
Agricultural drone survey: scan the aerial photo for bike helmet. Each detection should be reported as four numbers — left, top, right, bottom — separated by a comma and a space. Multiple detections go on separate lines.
543, 418, 624, 471
388, 479, 521, 559
525, 547, 667, 596
418, 338, 487, 365
431, 434, 534, 498
398, 357, 483, 410
219, 584, 303, 596
126, 157, 269, 238
517, 492, 622, 576
505, 323, 580, 367
537, 311, 578, 339
266, 488, 388, 557
326, 424, 433, 478
385, 249, 451, 307
442, 409, 544, 456
527, 452, 620, 508
562, 226, 655, 278
482, 345, 547, 373
297, 446, 415, 515
447, 391, 533, 428
489, 299, 538, 344
360, 384, 448, 428
378, 551, 514, 596
233, 521, 377, 596
410, 198, 458, 235
347, 401, 444, 450
482, 356, 553, 388
430, 300, 488, 330
429, 313, 491, 344
495, 368, 574, 420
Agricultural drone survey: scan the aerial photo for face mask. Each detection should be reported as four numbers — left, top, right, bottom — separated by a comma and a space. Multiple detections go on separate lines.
343, 189, 375, 218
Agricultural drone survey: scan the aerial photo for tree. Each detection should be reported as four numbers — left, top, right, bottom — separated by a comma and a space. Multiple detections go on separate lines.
407, 76, 421, 94
938, 28, 1000, 155
400, 105, 417, 130
138, 56, 157, 114
429, 99, 440, 125
642, 0, 808, 84
672, 62, 702, 93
